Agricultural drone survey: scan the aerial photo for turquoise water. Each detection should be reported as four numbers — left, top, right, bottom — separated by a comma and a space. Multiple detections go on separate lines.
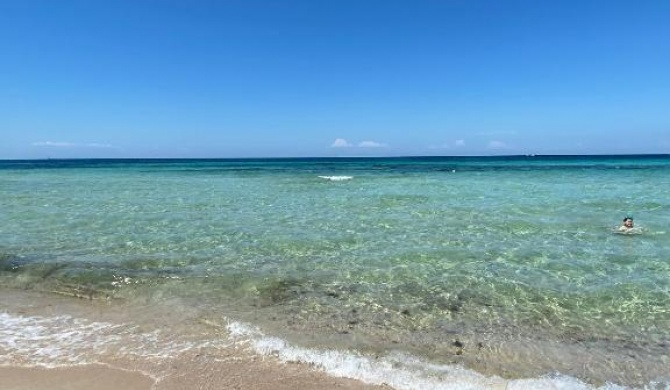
1, 156, 669, 387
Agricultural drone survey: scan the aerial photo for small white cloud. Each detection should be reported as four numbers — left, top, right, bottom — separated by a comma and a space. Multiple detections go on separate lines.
487, 140, 508, 149
358, 141, 388, 148
32, 141, 76, 147
32, 141, 114, 149
331, 138, 353, 148
332, 138, 388, 148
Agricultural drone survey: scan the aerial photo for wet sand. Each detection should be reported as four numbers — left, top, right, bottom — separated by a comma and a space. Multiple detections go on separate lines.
0, 366, 154, 390
0, 363, 386, 390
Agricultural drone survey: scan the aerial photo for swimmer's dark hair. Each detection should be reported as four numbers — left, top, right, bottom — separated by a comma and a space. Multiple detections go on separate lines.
623, 217, 633, 222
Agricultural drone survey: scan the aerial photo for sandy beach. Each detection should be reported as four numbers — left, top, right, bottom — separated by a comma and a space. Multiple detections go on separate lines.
0, 363, 385, 390
0, 289, 387, 390
1, 366, 154, 390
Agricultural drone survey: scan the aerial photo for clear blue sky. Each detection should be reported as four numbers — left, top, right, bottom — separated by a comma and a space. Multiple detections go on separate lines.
1, 0, 669, 159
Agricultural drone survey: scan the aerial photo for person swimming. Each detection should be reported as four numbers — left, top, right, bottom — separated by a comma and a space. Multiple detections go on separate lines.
619, 217, 634, 231
615, 216, 644, 234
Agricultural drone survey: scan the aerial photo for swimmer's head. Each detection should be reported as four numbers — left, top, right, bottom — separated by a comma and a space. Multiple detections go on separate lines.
623, 217, 634, 228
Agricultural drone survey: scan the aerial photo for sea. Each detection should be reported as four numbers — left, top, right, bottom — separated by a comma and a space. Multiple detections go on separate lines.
1, 155, 669, 389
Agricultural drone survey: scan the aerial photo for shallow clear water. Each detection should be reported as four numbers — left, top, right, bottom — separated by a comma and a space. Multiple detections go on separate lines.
1, 156, 669, 387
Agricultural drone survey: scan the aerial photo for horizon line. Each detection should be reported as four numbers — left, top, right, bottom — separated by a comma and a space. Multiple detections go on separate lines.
2, 153, 670, 162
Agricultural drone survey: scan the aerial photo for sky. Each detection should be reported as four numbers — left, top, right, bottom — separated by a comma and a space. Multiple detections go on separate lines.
1, 0, 669, 159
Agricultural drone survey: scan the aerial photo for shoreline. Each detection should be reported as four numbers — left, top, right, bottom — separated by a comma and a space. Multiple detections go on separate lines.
0, 288, 514, 390
1, 288, 667, 390
0, 289, 386, 390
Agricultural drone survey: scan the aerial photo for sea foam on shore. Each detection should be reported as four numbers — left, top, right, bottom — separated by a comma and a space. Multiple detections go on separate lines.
1, 309, 649, 390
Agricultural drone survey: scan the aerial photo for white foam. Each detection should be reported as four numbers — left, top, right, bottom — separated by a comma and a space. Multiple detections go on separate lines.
1, 312, 661, 389
0, 312, 228, 367
225, 320, 653, 390
318, 175, 353, 181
